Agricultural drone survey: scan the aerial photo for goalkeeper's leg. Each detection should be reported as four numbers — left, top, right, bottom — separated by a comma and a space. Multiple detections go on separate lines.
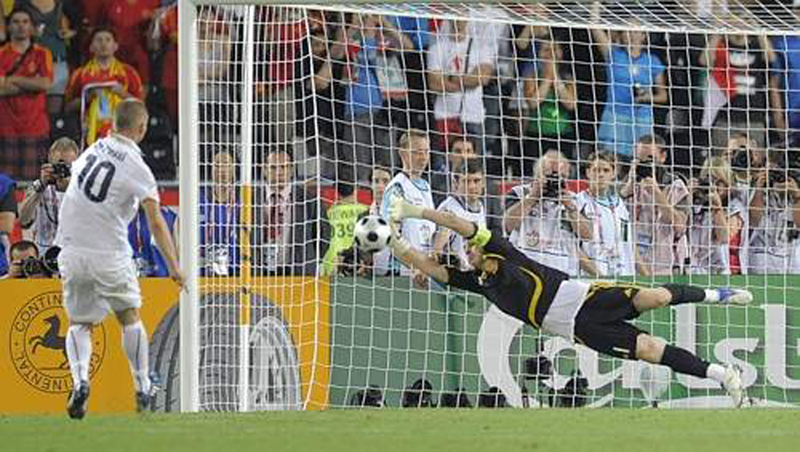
635, 333, 745, 408
632, 284, 753, 313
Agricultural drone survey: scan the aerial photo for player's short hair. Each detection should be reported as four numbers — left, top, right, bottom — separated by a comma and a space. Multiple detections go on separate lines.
371, 164, 391, 179
49, 137, 80, 157
398, 129, 429, 151
9, 240, 38, 258
114, 99, 149, 131
89, 26, 117, 43
585, 151, 618, 169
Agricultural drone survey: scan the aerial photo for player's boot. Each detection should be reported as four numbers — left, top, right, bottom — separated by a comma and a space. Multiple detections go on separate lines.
711, 288, 753, 306
67, 380, 90, 420
722, 364, 745, 408
136, 372, 162, 413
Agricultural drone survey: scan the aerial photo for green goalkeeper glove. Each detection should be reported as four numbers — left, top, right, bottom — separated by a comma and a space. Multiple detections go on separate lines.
388, 195, 425, 222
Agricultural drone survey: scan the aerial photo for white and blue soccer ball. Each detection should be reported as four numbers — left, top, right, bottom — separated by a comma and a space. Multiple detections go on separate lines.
353, 215, 393, 253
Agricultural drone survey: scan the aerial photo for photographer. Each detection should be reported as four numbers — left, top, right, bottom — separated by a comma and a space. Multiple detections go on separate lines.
619, 134, 690, 275
748, 153, 800, 274
19, 138, 79, 252
2, 240, 57, 279
687, 158, 733, 275
503, 150, 595, 276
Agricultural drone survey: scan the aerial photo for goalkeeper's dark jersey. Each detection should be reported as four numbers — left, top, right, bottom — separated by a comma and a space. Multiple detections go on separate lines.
445, 229, 569, 329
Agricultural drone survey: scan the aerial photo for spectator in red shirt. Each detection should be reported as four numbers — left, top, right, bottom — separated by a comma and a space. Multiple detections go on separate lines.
101, 0, 158, 89
0, 9, 54, 181
64, 27, 144, 145
149, 3, 178, 128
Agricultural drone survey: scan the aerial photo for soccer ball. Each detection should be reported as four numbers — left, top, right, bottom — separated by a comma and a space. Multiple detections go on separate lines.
353, 215, 393, 253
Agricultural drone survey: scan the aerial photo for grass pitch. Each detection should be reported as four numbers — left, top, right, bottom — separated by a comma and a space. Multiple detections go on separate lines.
2, 409, 798, 452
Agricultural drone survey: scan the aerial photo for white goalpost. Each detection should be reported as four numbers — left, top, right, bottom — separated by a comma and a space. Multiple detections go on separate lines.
177, 0, 800, 412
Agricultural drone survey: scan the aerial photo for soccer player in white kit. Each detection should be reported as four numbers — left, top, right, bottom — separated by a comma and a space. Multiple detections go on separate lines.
387, 196, 754, 408
56, 99, 185, 419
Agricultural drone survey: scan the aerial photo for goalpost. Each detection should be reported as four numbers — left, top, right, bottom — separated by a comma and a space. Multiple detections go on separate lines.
177, 0, 800, 412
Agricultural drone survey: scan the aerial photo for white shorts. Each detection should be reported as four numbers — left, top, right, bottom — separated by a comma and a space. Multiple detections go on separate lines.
58, 248, 141, 324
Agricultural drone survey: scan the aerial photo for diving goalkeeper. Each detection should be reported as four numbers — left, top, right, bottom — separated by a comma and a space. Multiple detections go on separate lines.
387, 197, 751, 407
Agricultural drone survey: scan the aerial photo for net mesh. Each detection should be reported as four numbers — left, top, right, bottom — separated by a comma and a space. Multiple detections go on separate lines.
184, 0, 800, 410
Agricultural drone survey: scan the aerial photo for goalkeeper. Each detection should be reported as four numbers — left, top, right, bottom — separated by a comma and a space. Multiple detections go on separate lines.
387, 197, 752, 407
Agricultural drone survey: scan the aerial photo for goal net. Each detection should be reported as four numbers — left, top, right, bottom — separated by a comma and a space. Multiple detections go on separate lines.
176, 0, 800, 411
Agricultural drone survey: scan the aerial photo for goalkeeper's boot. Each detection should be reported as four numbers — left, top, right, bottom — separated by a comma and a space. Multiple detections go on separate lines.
712, 288, 753, 306
67, 380, 90, 420
136, 372, 162, 413
722, 364, 745, 408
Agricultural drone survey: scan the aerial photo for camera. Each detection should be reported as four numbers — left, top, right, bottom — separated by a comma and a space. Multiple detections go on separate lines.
731, 147, 751, 170
693, 178, 711, 208
50, 161, 71, 182
541, 174, 564, 199
635, 159, 663, 182
632, 82, 650, 102
21, 246, 60, 278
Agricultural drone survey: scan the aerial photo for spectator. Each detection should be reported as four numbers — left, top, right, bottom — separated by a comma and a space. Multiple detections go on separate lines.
128, 205, 178, 277
427, 18, 496, 157
772, 21, 800, 145
64, 27, 144, 146
0, 8, 54, 181
100, 0, 159, 89
380, 129, 435, 286
18, 137, 79, 253
433, 158, 487, 270
620, 134, 690, 275
748, 153, 800, 274
335, 13, 395, 183
255, 147, 324, 276
700, 33, 774, 140
0, 171, 16, 277
2, 240, 42, 279
369, 164, 392, 276
522, 38, 578, 166
17, 0, 75, 115
149, 3, 178, 128
321, 168, 368, 277
687, 157, 733, 274
199, 150, 239, 277
256, 6, 306, 147
502, 150, 595, 276
575, 151, 636, 277
197, 6, 233, 149
591, 4, 668, 160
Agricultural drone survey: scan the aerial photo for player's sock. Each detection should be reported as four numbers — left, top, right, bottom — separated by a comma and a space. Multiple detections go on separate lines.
662, 284, 706, 305
122, 321, 151, 394
659, 345, 710, 378
66, 325, 92, 386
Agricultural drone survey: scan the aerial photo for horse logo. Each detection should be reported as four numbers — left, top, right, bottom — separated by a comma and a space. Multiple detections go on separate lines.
10, 291, 106, 394
28, 315, 68, 368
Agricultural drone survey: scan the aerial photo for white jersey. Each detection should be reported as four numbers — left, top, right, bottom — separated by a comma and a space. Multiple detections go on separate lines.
56, 134, 159, 256
381, 172, 435, 275
29, 185, 64, 252
506, 184, 580, 275
749, 192, 792, 274
436, 195, 486, 270
574, 191, 635, 277
688, 207, 730, 274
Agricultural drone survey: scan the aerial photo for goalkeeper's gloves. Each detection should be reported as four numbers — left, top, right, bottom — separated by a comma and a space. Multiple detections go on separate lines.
388, 223, 412, 257
388, 195, 425, 222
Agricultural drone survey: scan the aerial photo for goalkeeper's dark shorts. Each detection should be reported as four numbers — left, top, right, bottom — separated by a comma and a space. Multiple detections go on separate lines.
573, 283, 646, 360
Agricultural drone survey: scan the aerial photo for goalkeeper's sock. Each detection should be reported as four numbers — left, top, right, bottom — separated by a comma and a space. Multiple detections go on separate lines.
659, 345, 710, 379
66, 325, 93, 386
122, 321, 151, 394
662, 284, 706, 305
705, 363, 728, 384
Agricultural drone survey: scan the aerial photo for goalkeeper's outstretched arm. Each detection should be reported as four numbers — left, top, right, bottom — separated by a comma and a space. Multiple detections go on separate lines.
390, 234, 450, 284
389, 197, 478, 240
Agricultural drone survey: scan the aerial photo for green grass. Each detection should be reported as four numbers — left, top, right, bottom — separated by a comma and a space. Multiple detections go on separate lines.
2, 409, 799, 452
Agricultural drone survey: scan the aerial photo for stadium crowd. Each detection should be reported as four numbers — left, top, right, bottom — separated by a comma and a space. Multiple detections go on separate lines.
1, 1, 800, 279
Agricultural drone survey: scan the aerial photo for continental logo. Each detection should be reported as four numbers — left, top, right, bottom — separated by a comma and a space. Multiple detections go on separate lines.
9, 291, 106, 394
